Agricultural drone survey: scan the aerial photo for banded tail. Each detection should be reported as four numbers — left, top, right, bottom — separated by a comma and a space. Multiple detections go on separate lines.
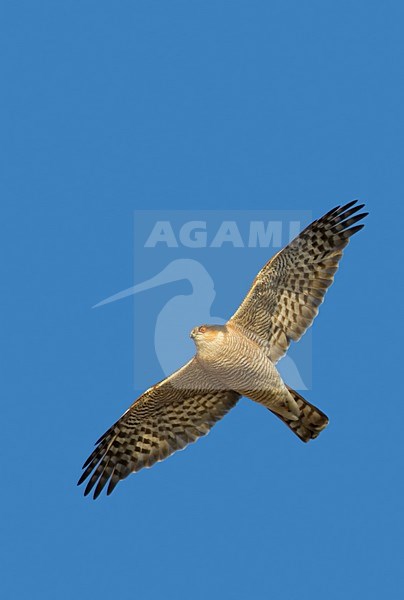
271, 386, 329, 442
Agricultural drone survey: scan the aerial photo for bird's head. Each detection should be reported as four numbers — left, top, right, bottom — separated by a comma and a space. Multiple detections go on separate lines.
190, 324, 227, 353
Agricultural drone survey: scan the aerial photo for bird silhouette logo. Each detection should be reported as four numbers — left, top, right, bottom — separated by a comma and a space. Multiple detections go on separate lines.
94, 257, 308, 388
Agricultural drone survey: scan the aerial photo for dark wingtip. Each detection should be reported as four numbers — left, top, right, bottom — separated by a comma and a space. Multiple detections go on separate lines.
331, 201, 368, 236
84, 479, 94, 496
82, 457, 91, 469
340, 199, 359, 210
93, 487, 102, 500
347, 224, 365, 236
77, 472, 87, 487
107, 476, 119, 496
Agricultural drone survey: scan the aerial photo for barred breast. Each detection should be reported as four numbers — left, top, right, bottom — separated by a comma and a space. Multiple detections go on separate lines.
196, 323, 293, 415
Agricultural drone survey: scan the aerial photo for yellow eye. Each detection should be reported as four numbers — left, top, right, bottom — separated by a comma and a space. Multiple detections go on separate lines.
198, 325, 207, 333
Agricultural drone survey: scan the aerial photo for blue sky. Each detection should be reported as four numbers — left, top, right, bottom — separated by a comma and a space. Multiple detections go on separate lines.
2, 1, 403, 599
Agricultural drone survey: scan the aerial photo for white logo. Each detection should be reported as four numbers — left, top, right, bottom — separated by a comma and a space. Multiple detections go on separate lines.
95, 255, 308, 390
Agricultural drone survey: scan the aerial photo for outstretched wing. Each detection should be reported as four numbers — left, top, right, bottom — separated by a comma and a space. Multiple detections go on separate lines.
78, 358, 240, 498
230, 200, 367, 362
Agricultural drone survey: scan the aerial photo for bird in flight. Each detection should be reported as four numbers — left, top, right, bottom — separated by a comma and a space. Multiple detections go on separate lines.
78, 201, 367, 498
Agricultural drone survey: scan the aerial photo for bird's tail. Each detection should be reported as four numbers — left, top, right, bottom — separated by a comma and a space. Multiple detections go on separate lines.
270, 386, 329, 442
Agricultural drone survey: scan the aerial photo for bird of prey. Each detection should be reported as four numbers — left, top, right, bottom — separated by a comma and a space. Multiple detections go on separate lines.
78, 201, 367, 498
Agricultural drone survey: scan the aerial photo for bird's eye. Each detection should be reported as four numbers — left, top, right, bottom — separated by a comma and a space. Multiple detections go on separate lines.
198, 326, 207, 333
